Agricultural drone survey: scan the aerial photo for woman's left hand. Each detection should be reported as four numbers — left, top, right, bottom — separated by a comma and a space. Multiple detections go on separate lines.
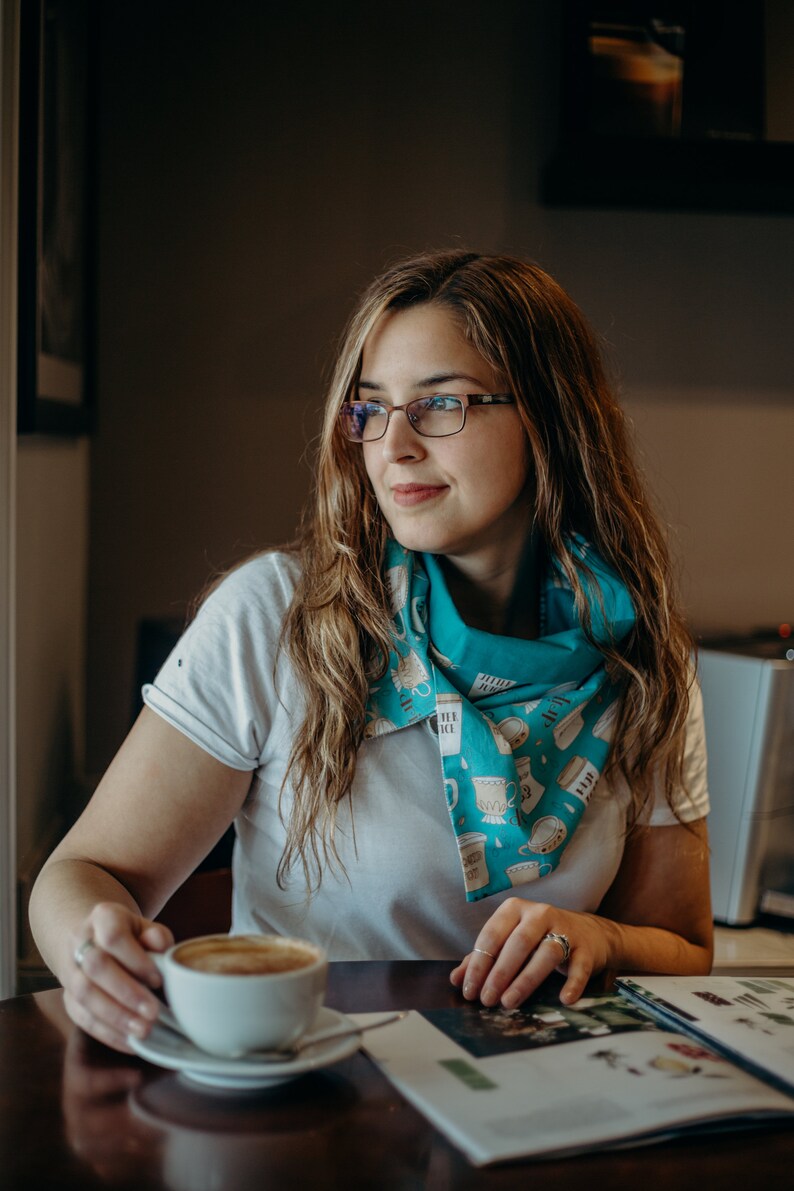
449, 898, 616, 1009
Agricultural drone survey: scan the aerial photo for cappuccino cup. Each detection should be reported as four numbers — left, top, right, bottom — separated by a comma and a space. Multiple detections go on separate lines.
153, 933, 327, 1057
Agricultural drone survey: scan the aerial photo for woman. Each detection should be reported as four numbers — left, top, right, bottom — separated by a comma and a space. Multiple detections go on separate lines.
30, 250, 712, 1054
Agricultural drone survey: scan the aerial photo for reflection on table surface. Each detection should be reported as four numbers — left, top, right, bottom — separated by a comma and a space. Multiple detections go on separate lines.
3, 961, 794, 1190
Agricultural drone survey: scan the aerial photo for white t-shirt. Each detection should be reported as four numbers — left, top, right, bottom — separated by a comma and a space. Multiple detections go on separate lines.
143, 552, 709, 961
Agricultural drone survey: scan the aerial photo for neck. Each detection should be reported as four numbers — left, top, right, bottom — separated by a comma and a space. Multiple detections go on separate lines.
439, 534, 541, 639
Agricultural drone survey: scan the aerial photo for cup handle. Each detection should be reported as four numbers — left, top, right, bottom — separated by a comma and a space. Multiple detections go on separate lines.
444, 777, 459, 811
506, 780, 518, 807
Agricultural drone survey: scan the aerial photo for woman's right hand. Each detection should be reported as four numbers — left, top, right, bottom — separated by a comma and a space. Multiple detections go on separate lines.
63, 903, 174, 1054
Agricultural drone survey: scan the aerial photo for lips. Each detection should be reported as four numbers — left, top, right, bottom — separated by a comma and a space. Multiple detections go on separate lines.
391, 483, 448, 507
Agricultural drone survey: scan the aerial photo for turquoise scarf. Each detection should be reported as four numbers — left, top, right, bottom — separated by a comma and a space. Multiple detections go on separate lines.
364, 538, 635, 901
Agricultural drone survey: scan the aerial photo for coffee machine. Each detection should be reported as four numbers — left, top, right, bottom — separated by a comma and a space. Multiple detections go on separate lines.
697, 631, 794, 925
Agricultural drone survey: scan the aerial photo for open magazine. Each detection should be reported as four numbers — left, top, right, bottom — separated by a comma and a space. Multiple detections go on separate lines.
616, 975, 794, 1096
354, 979, 794, 1166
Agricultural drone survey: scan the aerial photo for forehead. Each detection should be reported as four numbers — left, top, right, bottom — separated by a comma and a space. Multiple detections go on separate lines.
360, 302, 498, 386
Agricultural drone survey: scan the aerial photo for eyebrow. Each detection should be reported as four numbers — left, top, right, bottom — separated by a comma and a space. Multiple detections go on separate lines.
358, 371, 487, 392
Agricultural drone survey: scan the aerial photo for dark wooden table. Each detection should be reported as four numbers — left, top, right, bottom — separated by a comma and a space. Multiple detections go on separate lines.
2, 960, 792, 1189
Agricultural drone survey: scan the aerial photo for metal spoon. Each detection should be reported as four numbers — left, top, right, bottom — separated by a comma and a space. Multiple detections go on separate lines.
156, 1008, 407, 1062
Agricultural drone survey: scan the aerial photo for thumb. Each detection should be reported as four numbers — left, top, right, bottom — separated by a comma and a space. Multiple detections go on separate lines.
139, 920, 174, 953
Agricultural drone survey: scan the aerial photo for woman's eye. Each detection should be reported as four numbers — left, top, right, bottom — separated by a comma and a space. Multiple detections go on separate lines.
425, 395, 460, 412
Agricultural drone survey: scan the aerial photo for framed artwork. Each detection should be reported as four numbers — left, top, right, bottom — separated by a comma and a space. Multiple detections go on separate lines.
544, 2, 793, 213
17, 0, 96, 435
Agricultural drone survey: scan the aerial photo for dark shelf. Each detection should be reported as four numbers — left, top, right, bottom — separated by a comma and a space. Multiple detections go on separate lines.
544, 138, 794, 216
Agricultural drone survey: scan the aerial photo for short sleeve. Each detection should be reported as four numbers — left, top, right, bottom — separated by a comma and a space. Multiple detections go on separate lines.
142, 552, 300, 771
635, 678, 710, 826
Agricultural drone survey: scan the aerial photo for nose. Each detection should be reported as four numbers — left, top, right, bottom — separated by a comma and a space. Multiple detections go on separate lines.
379, 407, 427, 463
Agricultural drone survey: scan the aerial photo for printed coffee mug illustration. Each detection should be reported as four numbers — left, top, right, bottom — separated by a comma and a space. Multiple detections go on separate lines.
471, 776, 518, 825
444, 776, 459, 812
392, 650, 432, 699
515, 755, 546, 815
557, 755, 601, 804
520, 815, 568, 855
457, 831, 489, 893
552, 704, 587, 750
484, 715, 514, 755
437, 691, 463, 756
496, 715, 529, 750
364, 716, 396, 738
385, 564, 408, 639
410, 595, 427, 636
593, 699, 619, 742
505, 859, 552, 886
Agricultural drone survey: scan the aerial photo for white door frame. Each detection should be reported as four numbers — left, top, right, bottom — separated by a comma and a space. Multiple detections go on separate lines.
0, 0, 19, 1000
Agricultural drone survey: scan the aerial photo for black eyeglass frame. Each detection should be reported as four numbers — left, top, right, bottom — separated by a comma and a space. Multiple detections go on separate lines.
338, 392, 515, 441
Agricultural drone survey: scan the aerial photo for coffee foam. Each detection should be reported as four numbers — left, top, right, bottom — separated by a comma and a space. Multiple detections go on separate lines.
173, 935, 320, 976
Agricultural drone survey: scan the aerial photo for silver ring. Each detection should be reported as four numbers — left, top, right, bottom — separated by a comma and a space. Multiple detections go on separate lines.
543, 932, 571, 964
472, 947, 497, 961
73, 937, 97, 969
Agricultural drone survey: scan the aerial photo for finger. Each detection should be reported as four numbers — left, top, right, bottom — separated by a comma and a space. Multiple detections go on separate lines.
69, 939, 162, 1026
449, 955, 469, 987
88, 905, 164, 989
64, 989, 141, 1055
479, 924, 553, 1006
492, 944, 568, 1009
559, 953, 591, 1005
460, 944, 502, 1001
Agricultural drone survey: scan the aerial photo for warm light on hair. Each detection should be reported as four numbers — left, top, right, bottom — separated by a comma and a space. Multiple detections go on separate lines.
274, 250, 696, 890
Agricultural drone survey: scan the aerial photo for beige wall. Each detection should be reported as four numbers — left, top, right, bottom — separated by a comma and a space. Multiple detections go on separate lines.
85, 0, 794, 772
16, 437, 89, 878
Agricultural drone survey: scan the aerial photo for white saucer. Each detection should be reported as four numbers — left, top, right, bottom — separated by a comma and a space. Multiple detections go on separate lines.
128, 1007, 360, 1089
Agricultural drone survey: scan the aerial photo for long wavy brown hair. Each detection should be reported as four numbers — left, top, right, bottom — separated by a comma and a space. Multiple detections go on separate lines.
278, 250, 695, 890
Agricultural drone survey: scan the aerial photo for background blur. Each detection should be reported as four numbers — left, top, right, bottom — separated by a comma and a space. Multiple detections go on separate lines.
15, 1, 794, 945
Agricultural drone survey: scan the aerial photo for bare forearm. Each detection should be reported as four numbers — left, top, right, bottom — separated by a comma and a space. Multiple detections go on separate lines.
29, 857, 142, 983
597, 913, 713, 980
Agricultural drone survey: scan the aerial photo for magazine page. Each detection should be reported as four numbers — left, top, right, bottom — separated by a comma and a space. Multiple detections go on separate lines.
617, 976, 794, 1095
353, 994, 794, 1166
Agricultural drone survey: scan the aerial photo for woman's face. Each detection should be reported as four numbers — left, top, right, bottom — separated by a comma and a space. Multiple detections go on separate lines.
359, 302, 533, 577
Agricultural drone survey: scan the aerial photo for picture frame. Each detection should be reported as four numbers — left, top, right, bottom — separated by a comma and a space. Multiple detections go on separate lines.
543, 1, 794, 214
17, 0, 96, 435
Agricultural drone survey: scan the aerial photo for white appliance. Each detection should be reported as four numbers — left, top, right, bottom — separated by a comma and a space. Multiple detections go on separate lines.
697, 635, 794, 925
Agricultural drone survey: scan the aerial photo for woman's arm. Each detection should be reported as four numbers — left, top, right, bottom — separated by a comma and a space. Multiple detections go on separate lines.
29, 707, 252, 1051
450, 817, 712, 1009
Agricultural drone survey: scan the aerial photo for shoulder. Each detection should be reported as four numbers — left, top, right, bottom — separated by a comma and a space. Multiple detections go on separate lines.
196, 550, 302, 630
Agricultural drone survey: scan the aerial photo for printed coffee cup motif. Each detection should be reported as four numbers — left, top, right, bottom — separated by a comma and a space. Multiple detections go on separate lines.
552, 705, 586, 750
593, 699, 619, 742
516, 755, 545, 815
410, 595, 427, 636
472, 775, 518, 825
393, 650, 432, 699
437, 691, 463, 756
385, 564, 408, 640
557, 755, 601, 804
364, 716, 396, 738
484, 716, 514, 756
505, 859, 552, 886
520, 815, 568, 855
457, 831, 489, 893
496, 715, 529, 750
444, 776, 459, 811
385, 564, 408, 614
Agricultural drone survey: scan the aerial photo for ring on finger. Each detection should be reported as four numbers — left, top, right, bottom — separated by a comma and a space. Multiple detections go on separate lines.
472, 947, 497, 961
543, 931, 571, 964
73, 937, 97, 969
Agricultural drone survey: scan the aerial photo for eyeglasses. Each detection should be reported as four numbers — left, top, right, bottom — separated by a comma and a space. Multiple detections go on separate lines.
338, 393, 514, 442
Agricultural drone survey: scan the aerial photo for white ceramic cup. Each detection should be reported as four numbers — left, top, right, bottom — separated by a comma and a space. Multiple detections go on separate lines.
153, 933, 328, 1057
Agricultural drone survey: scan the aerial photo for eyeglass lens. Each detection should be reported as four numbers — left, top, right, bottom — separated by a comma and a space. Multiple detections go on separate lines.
341, 396, 465, 441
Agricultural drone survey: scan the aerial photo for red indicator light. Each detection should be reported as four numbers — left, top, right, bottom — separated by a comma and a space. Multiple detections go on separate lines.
779, 624, 792, 639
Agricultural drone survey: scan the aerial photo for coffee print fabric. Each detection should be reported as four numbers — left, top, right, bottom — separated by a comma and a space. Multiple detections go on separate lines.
364, 539, 635, 901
